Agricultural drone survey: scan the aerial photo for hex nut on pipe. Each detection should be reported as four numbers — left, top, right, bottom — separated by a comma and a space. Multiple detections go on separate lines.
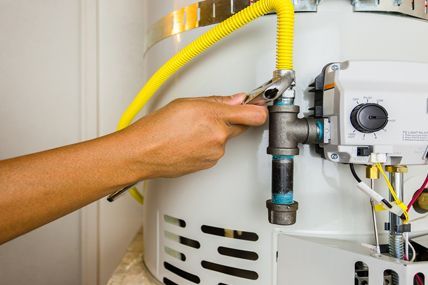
266, 200, 298, 225
305, 117, 320, 144
366, 165, 380, 179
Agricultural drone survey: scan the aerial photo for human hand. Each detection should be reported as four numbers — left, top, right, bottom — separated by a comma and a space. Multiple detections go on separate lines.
121, 93, 268, 179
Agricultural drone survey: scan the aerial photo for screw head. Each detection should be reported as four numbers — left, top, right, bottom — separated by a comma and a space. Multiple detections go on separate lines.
331, 64, 339, 71
331, 153, 339, 160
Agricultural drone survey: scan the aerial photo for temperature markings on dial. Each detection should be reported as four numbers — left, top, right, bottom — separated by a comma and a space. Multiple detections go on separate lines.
353, 97, 384, 105
362, 96, 372, 103
347, 131, 380, 140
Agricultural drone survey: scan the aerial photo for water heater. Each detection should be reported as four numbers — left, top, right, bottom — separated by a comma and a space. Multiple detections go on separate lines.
138, 0, 428, 284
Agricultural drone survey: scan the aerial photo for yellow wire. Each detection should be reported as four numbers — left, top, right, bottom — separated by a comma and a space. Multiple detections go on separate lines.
375, 163, 409, 223
119, 0, 295, 204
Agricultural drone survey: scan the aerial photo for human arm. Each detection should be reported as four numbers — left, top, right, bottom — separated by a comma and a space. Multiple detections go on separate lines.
0, 94, 267, 244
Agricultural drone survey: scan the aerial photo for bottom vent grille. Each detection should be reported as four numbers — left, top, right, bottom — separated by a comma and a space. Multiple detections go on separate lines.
162, 215, 260, 284
164, 262, 201, 284
201, 260, 259, 280
163, 277, 178, 285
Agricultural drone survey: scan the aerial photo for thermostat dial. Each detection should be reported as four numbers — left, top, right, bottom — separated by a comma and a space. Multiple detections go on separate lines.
350, 103, 388, 133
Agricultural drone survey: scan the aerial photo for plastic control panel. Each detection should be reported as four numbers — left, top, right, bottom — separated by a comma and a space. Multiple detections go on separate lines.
310, 61, 428, 165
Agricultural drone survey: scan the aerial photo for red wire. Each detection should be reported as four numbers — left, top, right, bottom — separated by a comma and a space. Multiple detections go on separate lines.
408, 175, 428, 285
405, 257, 424, 285
407, 175, 428, 211
416, 274, 424, 285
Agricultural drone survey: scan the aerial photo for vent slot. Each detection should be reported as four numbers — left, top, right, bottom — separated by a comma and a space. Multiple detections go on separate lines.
164, 215, 186, 228
384, 269, 399, 285
165, 231, 201, 249
218, 246, 258, 261
201, 225, 258, 241
355, 261, 369, 285
164, 262, 201, 284
165, 246, 186, 261
163, 277, 178, 285
219, 283, 229, 285
415, 273, 425, 285
201, 260, 258, 280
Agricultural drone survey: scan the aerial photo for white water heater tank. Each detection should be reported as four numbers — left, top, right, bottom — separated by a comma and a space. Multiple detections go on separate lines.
141, 0, 428, 284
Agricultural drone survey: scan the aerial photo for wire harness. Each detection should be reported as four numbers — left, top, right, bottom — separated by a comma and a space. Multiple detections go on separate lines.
375, 163, 409, 223
350, 164, 408, 222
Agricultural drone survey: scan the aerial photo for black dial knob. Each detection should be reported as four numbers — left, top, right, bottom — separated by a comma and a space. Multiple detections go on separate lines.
350, 103, 388, 133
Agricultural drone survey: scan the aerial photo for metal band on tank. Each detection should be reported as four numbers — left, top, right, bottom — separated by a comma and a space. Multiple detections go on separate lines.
144, 0, 320, 53
145, 0, 428, 53
353, 0, 428, 20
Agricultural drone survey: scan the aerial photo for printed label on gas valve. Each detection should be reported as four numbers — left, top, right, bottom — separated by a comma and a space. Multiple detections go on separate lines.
402, 131, 428, 142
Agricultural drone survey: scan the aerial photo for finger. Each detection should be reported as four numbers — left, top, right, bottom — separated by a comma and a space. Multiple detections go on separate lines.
222, 104, 268, 127
226, 125, 248, 138
204, 93, 246, 106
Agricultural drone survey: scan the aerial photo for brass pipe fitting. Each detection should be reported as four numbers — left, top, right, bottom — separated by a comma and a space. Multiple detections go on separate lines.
366, 165, 380, 180
385, 165, 408, 174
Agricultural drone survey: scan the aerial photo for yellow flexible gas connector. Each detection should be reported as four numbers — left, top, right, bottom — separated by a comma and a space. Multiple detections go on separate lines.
119, 0, 295, 203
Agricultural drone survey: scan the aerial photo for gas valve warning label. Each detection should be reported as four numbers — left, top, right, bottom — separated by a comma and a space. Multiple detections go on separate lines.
402, 131, 428, 142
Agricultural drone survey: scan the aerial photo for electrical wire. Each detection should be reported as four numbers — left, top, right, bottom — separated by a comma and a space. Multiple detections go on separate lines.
407, 174, 428, 211
350, 164, 402, 217
404, 232, 409, 262
375, 163, 409, 223
403, 233, 417, 263
409, 240, 417, 262
349, 163, 362, 183
349, 164, 381, 253
415, 274, 424, 285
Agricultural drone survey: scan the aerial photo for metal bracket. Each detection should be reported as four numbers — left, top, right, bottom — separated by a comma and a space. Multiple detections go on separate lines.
353, 0, 428, 21
294, 0, 320, 12
352, 0, 379, 7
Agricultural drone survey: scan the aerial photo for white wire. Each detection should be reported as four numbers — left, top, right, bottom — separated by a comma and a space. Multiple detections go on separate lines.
404, 233, 410, 261
409, 240, 417, 262
403, 233, 417, 262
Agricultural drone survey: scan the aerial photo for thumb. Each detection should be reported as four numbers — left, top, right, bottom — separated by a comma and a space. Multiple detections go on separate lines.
205, 93, 246, 106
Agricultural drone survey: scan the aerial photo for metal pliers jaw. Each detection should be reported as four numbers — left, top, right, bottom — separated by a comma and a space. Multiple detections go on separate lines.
243, 70, 296, 106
